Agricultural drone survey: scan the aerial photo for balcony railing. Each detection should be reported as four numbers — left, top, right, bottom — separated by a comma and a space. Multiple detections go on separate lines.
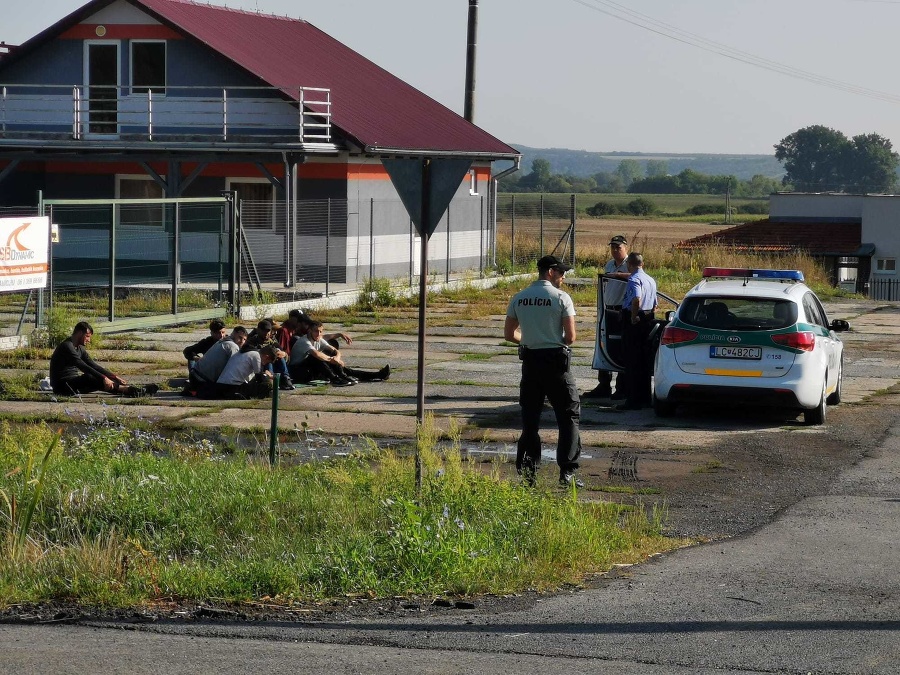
0, 84, 332, 145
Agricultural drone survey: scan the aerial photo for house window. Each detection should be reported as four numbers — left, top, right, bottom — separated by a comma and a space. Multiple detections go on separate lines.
116, 175, 164, 226
131, 41, 166, 95
229, 179, 277, 231
469, 169, 479, 196
875, 258, 896, 274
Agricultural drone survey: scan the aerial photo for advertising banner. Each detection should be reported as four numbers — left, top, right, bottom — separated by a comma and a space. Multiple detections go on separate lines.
0, 216, 50, 292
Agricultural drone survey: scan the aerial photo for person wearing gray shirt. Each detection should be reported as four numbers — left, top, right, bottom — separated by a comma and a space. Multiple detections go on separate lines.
189, 327, 248, 388
505, 255, 583, 488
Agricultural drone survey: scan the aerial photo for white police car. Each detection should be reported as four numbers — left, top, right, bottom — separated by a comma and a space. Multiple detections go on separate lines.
652, 268, 850, 425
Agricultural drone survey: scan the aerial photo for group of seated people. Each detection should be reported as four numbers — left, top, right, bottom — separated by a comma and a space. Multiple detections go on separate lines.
182, 310, 390, 399
47, 311, 390, 401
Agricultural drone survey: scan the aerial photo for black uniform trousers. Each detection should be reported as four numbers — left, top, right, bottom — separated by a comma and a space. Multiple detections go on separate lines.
516, 347, 582, 474
621, 309, 655, 408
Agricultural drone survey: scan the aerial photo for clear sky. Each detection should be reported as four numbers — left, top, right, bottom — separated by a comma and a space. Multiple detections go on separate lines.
5, 0, 900, 156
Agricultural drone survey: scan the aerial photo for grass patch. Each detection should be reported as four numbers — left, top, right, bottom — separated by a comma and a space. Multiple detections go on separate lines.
597, 485, 662, 495
0, 418, 681, 606
459, 353, 494, 362
692, 460, 724, 474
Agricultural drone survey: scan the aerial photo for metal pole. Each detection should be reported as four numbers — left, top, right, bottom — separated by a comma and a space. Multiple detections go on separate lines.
172, 202, 180, 315
109, 203, 117, 322
326, 198, 331, 297
479, 194, 484, 277
445, 205, 451, 283
510, 194, 516, 273
570, 193, 577, 267
270, 373, 280, 466
415, 158, 432, 494
540, 194, 544, 256
464, 0, 478, 122
369, 197, 375, 280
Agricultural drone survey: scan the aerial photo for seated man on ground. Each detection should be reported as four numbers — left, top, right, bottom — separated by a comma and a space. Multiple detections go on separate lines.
212, 345, 277, 399
183, 319, 227, 375
187, 325, 249, 393
288, 320, 389, 387
49, 321, 157, 397
290, 310, 352, 351
243, 318, 293, 390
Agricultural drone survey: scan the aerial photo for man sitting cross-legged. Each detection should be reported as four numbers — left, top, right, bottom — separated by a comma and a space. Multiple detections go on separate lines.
187, 326, 249, 394
183, 319, 227, 377
288, 320, 389, 387
49, 321, 157, 398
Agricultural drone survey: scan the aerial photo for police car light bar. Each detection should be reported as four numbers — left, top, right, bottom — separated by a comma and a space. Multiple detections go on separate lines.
701, 267, 804, 281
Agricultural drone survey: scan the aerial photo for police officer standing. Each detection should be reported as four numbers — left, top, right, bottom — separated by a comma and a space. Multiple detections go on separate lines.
585, 234, 630, 399
617, 252, 658, 410
504, 255, 583, 488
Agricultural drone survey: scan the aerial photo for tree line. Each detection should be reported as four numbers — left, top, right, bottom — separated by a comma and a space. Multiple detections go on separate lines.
501, 125, 900, 196
499, 157, 781, 197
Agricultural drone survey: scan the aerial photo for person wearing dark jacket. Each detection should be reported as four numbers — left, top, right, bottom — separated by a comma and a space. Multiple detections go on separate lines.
183, 319, 226, 373
49, 322, 156, 397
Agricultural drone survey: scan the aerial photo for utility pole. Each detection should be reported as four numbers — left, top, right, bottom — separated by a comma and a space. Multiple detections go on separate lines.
464, 0, 478, 122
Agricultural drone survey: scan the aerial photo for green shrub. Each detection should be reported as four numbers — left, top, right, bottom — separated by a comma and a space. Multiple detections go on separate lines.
685, 204, 724, 216
358, 277, 396, 312
624, 197, 657, 216
586, 201, 619, 217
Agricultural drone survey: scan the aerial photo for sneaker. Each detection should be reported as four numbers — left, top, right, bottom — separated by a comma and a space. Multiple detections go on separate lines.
583, 386, 612, 399
559, 472, 584, 488
378, 365, 391, 381
610, 390, 627, 401
346, 376, 360, 384
143, 383, 159, 395
279, 377, 296, 391
331, 378, 355, 387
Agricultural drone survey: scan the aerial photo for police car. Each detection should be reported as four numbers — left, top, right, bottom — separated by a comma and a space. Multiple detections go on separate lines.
652, 268, 850, 424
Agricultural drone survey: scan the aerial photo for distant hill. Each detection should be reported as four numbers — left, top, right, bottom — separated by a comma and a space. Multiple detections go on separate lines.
513, 146, 785, 181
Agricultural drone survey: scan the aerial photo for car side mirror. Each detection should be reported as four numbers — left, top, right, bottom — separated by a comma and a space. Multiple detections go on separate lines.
830, 319, 850, 332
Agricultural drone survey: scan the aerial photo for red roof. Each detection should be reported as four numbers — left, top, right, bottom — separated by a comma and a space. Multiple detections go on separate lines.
7, 0, 518, 158
675, 220, 863, 256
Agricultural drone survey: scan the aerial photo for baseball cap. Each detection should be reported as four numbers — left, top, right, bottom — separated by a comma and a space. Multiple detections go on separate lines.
536, 255, 573, 272
609, 235, 627, 246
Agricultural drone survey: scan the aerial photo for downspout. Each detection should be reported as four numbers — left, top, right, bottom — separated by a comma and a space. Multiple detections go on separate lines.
490, 156, 521, 267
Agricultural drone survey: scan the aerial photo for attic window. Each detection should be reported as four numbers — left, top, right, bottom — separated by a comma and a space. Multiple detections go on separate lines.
131, 41, 166, 95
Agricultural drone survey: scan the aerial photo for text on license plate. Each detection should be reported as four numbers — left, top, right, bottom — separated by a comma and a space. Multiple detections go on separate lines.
709, 345, 762, 360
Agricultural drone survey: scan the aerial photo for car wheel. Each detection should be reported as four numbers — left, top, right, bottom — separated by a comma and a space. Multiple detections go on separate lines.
826, 358, 843, 405
654, 395, 676, 417
804, 381, 827, 426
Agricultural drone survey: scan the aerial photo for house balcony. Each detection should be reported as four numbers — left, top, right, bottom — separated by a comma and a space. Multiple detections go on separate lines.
0, 84, 336, 154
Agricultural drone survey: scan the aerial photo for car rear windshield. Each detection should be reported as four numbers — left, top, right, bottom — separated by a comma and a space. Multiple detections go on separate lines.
679, 297, 798, 331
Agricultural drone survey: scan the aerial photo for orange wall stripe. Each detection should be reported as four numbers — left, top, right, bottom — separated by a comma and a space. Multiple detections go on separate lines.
60, 25, 183, 40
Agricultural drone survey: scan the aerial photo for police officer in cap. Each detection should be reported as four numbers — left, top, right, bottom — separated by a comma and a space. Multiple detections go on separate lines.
504, 255, 583, 488
617, 252, 658, 410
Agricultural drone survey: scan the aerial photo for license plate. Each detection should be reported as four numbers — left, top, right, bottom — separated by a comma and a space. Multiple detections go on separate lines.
710, 345, 761, 360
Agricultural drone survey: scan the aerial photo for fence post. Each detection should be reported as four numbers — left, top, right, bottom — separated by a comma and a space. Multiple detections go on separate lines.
479, 194, 484, 277
540, 194, 544, 256
172, 202, 180, 315
325, 198, 331, 297
511, 194, 516, 274
445, 205, 451, 283
409, 219, 414, 288
109, 203, 117, 322
570, 193, 577, 267
270, 373, 280, 466
369, 197, 375, 281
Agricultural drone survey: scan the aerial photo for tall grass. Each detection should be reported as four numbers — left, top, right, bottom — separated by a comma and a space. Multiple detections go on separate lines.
0, 418, 676, 606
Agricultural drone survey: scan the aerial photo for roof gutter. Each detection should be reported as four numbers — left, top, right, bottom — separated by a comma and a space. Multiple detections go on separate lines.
364, 146, 520, 162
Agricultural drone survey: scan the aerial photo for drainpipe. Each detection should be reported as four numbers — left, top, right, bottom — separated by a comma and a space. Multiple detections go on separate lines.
490, 156, 521, 267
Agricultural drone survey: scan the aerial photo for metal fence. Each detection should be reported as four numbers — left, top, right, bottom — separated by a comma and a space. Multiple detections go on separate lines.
238, 195, 492, 293
494, 193, 576, 272
0, 192, 580, 339
868, 277, 900, 301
